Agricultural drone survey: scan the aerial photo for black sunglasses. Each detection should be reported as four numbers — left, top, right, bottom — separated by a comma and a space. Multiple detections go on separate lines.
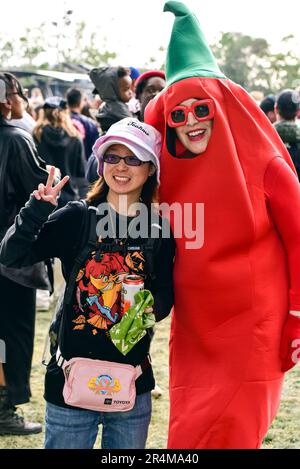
103, 154, 147, 166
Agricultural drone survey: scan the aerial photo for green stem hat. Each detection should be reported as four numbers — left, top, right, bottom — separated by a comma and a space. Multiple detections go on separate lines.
164, 1, 225, 87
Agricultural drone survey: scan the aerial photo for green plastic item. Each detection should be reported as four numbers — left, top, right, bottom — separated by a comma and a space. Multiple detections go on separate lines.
109, 290, 155, 355
164, 1, 225, 87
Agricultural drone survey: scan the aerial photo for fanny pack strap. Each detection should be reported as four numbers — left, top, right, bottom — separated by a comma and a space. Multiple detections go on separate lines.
56, 346, 151, 379
56, 345, 65, 368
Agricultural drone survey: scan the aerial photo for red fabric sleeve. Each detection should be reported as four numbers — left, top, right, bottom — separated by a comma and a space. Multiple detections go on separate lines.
264, 157, 300, 310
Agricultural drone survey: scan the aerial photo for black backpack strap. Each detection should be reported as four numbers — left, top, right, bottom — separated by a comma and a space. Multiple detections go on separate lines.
143, 237, 158, 281
57, 202, 98, 362
64, 202, 98, 305
142, 215, 163, 282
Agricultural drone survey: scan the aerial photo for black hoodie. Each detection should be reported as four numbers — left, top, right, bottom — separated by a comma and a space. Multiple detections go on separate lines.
35, 125, 87, 206
89, 67, 132, 131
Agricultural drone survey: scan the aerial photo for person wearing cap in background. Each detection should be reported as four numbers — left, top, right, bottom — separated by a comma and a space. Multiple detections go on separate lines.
0, 72, 51, 436
0, 117, 175, 448
145, 1, 300, 449
260, 94, 276, 124
33, 96, 88, 207
274, 89, 300, 179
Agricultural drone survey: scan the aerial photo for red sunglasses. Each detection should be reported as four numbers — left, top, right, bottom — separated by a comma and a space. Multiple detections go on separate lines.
167, 99, 215, 128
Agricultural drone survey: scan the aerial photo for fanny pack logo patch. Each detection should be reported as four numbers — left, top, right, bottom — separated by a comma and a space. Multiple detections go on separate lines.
88, 374, 121, 395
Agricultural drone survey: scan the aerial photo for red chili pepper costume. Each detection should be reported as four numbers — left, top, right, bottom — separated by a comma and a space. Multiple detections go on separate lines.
145, 1, 300, 448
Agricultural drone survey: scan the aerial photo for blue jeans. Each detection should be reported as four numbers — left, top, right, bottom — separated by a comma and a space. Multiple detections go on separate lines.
45, 392, 152, 449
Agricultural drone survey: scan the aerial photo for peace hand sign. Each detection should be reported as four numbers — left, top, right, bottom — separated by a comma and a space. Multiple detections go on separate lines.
32, 166, 69, 206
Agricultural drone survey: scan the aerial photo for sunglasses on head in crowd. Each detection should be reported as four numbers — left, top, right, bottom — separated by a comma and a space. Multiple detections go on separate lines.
168, 99, 215, 127
103, 154, 147, 166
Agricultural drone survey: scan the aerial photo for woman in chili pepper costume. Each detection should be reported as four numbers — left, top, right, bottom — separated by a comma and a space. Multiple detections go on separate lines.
145, 1, 300, 449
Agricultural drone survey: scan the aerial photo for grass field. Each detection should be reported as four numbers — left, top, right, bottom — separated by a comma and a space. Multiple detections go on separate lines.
0, 307, 299, 449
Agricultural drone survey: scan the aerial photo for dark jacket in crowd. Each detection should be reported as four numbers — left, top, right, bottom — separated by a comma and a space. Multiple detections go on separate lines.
70, 112, 99, 160
0, 118, 48, 240
89, 67, 132, 132
275, 121, 300, 179
35, 125, 88, 205
0, 117, 51, 290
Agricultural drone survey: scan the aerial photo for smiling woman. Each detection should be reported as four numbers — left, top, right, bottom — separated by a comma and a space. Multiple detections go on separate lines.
103, 143, 156, 208
171, 98, 213, 155
0, 116, 175, 449
87, 117, 162, 210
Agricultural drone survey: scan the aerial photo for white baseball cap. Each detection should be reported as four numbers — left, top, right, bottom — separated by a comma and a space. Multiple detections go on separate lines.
92, 117, 162, 183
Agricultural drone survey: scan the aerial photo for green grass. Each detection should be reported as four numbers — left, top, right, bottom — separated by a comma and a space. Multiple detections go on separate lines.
0, 309, 299, 449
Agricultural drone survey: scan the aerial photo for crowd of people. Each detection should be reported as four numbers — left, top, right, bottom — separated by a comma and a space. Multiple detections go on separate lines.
0, 0, 300, 450
260, 90, 300, 177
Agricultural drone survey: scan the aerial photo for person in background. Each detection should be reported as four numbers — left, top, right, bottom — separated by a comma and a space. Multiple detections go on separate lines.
128, 67, 141, 115
10, 88, 37, 134
86, 67, 134, 183
89, 93, 103, 120
129, 67, 140, 89
33, 96, 88, 206
80, 92, 100, 124
86, 70, 166, 185
0, 72, 50, 435
274, 89, 300, 179
260, 94, 276, 124
89, 66, 133, 133
11, 90, 56, 314
30, 87, 44, 108
135, 70, 166, 121
66, 88, 99, 160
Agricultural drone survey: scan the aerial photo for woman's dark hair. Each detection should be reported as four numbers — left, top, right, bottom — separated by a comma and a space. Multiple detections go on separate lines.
86, 169, 158, 208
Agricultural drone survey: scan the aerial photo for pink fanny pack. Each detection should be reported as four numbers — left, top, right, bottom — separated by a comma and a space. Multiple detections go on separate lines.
61, 356, 143, 412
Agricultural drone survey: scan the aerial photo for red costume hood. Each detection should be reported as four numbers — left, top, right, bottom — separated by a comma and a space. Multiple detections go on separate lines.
144, 2, 297, 449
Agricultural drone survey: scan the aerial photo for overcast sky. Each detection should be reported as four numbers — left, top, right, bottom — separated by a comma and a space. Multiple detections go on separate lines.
1, 0, 299, 67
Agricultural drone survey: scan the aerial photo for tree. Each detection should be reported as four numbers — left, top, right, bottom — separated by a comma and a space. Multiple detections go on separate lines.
212, 32, 271, 92
19, 27, 46, 67
0, 37, 16, 68
72, 22, 116, 67
211, 32, 300, 94
268, 35, 300, 91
